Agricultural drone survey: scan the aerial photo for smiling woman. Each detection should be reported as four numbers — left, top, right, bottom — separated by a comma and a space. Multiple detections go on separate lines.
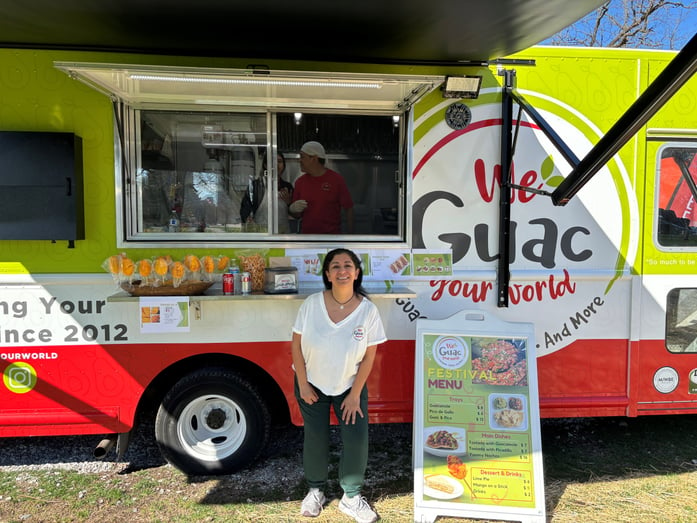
291, 247, 387, 521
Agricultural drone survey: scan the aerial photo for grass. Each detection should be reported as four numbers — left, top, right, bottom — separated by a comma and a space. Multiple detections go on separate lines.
2, 416, 697, 522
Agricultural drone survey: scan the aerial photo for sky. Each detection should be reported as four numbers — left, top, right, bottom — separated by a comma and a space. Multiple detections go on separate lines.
676, 8, 697, 48
542, 2, 697, 50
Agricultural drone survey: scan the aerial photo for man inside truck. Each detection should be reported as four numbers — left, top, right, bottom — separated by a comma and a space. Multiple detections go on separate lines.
290, 141, 354, 234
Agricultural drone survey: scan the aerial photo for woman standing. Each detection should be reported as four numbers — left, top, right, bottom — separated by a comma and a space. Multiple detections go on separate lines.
291, 248, 386, 522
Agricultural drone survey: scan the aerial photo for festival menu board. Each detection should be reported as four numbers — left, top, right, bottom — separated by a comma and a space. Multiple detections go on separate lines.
413, 310, 545, 523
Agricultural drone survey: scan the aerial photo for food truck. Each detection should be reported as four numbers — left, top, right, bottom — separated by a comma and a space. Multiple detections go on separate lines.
2, 24, 697, 474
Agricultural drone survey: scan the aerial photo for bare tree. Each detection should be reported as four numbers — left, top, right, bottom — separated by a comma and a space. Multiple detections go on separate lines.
549, 0, 695, 49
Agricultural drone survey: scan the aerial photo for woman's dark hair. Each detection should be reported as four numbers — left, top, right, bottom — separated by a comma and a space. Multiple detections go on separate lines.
322, 248, 367, 297
261, 150, 286, 173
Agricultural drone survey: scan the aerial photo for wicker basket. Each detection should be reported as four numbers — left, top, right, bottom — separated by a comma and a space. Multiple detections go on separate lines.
121, 280, 213, 296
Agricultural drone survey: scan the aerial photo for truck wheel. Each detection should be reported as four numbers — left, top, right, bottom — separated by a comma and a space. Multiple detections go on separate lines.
154, 368, 270, 475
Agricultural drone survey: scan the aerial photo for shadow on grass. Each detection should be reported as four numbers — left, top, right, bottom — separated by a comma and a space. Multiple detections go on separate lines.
541, 415, 697, 479
4, 412, 697, 517
541, 415, 697, 516
192, 415, 697, 511
194, 422, 415, 506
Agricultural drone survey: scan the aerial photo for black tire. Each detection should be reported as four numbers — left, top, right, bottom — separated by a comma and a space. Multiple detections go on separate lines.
154, 368, 270, 475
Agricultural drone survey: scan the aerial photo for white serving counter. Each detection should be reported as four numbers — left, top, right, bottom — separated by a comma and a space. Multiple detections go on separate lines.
107, 285, 416, 302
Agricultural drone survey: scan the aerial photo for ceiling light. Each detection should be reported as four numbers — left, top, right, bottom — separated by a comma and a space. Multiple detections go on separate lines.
129, 74, 382, 89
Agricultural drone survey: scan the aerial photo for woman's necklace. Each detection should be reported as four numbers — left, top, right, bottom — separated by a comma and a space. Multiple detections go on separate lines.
330, 292, 354, 310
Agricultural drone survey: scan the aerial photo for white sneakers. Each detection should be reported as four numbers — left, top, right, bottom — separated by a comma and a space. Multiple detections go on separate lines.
338, 493, 378, 523
300, 490, 378, 522
300, 488, 326, 517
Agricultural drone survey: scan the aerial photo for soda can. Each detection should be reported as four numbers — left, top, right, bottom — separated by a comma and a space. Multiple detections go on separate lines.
240, 272, 252, 295
222, 272, 234, 295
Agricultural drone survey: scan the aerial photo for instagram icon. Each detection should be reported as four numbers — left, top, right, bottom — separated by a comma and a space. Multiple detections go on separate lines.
4, 362, 37, 394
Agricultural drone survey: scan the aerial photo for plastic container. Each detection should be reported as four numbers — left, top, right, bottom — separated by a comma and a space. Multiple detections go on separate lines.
167, 209, 180, 232
229, 261, 241, 295
263, 267, 298, 294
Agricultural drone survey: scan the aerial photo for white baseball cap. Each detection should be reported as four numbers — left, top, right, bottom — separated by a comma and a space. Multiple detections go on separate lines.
300, 141, 326, 159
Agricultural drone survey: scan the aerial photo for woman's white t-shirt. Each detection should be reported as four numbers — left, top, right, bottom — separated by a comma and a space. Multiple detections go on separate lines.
293, 292, 387, 396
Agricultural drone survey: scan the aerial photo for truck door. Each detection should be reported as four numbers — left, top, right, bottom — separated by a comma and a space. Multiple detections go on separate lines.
633, 139, 697, 414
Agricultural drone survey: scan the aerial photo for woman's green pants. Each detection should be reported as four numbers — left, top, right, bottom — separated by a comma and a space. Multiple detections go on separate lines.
294, 377, 369, 498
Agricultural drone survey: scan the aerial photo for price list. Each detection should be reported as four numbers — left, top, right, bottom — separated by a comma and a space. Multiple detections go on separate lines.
426, 395, 484, 424
467, 431, 531, 462
470, 467, 534, 503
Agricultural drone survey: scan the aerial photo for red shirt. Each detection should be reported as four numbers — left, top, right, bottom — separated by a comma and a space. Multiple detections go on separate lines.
292, 169, 353, 234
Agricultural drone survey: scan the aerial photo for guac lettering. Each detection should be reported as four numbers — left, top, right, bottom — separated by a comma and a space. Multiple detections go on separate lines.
413, 191, 593, 268
438, 344, 460, 357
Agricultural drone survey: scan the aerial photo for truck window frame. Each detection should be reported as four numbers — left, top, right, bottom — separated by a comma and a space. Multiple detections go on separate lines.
655, 143, 697, 250
665, 287, 697, 353
117, 106, 408, 247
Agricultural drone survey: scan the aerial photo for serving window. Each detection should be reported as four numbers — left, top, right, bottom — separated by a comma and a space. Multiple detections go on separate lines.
54, 62, 441, 246
128, 108, 403, 243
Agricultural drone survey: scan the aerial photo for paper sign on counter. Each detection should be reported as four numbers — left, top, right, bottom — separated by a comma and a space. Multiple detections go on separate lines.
369, 250, 411, 280
139, 296, 190, 333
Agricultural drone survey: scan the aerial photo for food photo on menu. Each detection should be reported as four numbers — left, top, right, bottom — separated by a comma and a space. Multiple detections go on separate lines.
471, 338, 527, 386
411, 251, 452, 276
424, 426, 467, 456
422, 426, 475, 501
389, 254, 410, 275
489, 393, 528, 431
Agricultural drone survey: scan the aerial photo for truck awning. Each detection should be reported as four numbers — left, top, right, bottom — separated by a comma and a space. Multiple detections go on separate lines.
54, 62, 443, 112
1, 0, 605, 64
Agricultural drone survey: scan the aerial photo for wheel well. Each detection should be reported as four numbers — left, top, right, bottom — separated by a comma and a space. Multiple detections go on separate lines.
137, 353, 291, 428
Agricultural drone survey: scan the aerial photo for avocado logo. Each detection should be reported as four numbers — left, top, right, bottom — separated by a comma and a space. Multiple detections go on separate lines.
4, 362, 38, 394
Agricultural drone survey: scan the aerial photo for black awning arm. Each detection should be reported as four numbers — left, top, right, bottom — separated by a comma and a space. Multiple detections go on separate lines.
509, 90, 582, 170
496, 68, 516, 308
550, 31, 697, 206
